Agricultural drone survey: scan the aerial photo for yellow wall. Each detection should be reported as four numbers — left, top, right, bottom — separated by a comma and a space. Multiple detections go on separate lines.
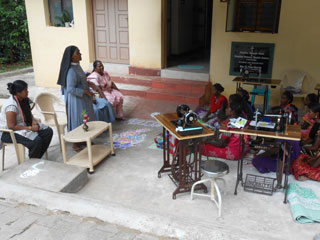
210, 0, 320, 106
25, 0, 94, 87
128, 0, 162, 69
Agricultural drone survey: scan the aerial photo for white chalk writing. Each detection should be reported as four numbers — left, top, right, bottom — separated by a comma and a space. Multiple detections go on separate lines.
20, 161, 45, 178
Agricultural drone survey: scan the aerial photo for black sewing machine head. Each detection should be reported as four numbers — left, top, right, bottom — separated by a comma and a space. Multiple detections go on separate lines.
240, 66, 261, 81
263, 111, 292, 133
172, 104, 202, 136
174, 104, 198, 128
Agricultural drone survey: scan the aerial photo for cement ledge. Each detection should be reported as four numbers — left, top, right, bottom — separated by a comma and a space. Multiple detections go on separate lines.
0, 67, 33, 78
0, 180, 253, 240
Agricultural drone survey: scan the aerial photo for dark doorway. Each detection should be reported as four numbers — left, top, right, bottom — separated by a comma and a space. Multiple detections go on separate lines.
166, 0, 213, 73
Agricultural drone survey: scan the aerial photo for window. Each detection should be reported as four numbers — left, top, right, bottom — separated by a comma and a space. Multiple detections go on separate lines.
226, 0, 281, 33
48, 0, 74, 27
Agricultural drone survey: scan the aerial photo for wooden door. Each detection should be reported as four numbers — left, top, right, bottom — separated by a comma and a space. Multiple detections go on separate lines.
93, 0, 129, 64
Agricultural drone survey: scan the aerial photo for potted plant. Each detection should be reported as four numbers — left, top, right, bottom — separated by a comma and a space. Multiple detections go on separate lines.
55, 10, 72, 27
81, 110, 89, 131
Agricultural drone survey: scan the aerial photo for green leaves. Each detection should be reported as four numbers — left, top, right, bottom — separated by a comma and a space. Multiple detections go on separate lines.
55, 10, 72, 25
0, 0, 30, 64
81, 109, 87, 118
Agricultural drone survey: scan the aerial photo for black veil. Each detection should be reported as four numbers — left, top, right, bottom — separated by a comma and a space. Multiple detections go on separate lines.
57, 45, 78, 88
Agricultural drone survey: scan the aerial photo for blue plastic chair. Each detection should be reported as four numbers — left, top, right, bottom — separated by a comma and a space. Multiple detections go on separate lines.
251, 86, 270, 113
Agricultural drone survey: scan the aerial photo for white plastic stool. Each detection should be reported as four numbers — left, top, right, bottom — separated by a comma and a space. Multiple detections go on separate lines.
191, 160, 229, 217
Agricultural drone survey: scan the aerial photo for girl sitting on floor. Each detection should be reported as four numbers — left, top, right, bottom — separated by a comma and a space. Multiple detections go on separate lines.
302, 123, 320, 154
304, 93, 318, 107
229, 93, 253, 120
229, 93, 242, 105
291, 147, 320, 181
270, 91, 298, 124
301, 103, 320, 140
202, 83, 228, 123
201, 102, 249, 161
252, 140, 301, 174
237, 88, 254, 120
252, 91, 302, 173
301, 93, 318, 139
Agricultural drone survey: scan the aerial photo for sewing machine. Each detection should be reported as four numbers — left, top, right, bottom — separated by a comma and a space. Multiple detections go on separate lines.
171, 104, 203, 136
249, 109, 292, 133
240, 66, 261, 81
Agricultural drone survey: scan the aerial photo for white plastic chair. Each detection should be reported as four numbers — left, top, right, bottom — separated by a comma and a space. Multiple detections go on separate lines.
1, 128, 25, 171
34, 92, 67, 152
191, 160, 229, 217
0, 128, 49, 171
0, 100, 49, 171
280, 70, 313, 99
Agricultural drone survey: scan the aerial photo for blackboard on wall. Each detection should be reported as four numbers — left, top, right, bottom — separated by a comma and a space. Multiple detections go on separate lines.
229, 42, 275, 78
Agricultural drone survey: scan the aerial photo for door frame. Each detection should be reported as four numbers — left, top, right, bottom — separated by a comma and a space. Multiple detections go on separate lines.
161, 0, 214, 70
161, 0, 167, 69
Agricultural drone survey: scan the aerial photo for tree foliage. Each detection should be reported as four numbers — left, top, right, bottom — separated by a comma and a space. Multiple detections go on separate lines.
0, 0, 30, 64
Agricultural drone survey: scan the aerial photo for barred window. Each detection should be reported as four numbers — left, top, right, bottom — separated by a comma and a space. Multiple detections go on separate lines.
226, 0, 281, 33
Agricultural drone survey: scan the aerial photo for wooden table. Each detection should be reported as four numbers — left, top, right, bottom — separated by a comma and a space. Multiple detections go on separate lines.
233, 77, 281, 113
220, 124, 300, 203
315, 84, 320, 103
154, 113, 214, 199
61, 121, 114, 173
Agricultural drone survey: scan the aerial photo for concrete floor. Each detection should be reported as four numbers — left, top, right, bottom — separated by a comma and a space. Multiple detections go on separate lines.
166, 48, 210, 73
161, 49, 210, 81
0, 198, 174, 240
0, 72, 319, 240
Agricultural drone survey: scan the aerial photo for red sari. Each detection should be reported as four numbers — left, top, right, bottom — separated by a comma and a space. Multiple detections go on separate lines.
291, 154, 320, 181
201, 124, 249, 160
301, 113, 315, 139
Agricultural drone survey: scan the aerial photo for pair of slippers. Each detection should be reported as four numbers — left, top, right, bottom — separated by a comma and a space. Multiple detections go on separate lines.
72, 142, 96, 152
72, 142, 86, 152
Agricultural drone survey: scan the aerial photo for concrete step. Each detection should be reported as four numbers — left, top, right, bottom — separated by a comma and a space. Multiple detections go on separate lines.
116, 83, 150, 97
1, 159, 88, 193
111, 75, 154, 87
151, 77, 207, 94
111, 74, 207, 105
161, 69, 209, 81
146, 88, 201, 105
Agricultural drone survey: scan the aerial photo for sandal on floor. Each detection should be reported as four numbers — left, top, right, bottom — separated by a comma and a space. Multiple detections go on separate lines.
72, 143, 84, 152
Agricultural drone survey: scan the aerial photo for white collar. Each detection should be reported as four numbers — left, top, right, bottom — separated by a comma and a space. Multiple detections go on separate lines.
71, 62, 79, 65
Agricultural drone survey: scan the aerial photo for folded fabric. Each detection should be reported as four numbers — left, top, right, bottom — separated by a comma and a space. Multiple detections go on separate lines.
287, 182, 320, 224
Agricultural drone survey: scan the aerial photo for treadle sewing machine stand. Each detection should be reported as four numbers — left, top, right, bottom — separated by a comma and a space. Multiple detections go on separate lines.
154, 113, 214, 199
220, 124, 300, 203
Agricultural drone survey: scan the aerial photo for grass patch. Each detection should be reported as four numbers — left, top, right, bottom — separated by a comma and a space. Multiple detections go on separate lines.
0, 58, 32, 73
